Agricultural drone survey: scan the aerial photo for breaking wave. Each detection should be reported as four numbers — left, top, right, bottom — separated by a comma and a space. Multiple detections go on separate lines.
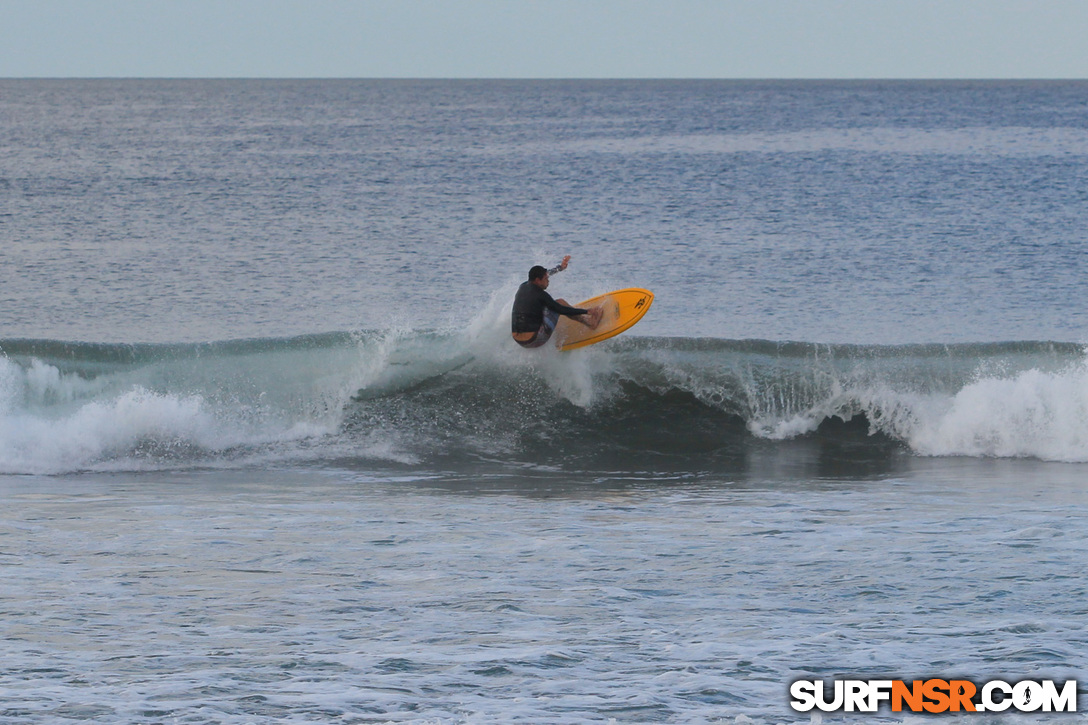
1, 329, 1087, 476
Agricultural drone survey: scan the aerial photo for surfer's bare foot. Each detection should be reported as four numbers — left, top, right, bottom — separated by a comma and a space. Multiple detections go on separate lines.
582, 306, 603, 329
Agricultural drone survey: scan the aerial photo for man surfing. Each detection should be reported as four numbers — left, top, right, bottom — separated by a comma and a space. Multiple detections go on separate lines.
511, 255, 602, 348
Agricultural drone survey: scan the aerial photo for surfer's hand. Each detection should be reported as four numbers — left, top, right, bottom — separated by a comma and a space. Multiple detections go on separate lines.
559, 255, 571, 270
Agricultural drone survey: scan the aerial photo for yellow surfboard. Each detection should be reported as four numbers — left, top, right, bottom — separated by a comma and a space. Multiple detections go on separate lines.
553, 288, 654, 351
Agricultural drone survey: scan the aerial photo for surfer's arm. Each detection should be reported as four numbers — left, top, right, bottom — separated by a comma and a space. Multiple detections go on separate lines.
546, 255, 572, 276
543, 295, 588, 318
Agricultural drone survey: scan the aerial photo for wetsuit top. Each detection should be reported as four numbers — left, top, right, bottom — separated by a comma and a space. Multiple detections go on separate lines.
510, 266, 589, 333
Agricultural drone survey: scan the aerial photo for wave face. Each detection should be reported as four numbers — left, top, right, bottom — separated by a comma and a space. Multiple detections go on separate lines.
1, 332, 1086, 475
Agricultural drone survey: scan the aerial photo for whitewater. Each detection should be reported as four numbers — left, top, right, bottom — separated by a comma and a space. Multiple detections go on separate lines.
3, 79, 1088, 722
4, 324, 1088, 476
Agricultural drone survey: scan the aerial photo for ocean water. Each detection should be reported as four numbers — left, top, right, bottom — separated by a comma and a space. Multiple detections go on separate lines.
2, 79, 1088, 723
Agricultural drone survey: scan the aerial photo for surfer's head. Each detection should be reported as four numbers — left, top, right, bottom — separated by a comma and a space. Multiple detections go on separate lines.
528, 265, 549, 287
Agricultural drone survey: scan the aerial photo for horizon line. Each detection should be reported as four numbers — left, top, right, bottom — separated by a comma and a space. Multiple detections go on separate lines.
3, 76, 1086, 81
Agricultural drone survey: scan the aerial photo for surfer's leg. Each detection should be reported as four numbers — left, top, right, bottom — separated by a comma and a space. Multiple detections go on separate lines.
516, 311, 558, 348
520, 331, 550, 348
526, 325, 552, 347
543, 308, 559, 334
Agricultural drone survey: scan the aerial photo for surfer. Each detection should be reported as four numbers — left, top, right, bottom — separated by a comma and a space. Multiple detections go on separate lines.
511, 255, 602, 348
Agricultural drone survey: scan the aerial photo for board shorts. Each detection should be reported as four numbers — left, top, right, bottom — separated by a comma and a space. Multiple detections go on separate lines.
515, 308, 560, 348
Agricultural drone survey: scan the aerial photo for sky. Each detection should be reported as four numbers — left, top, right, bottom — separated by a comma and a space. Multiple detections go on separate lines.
1, 0, 1086, 79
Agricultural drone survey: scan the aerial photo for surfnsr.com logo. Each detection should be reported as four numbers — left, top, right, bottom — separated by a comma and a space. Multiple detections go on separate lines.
790, 679, 1078, 713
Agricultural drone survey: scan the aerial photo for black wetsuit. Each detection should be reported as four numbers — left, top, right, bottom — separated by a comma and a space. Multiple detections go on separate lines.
510, 267, 588, 346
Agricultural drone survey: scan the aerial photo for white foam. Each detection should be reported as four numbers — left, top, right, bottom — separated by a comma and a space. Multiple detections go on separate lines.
0, 385, 221, 474
906, 359, 1088, 462
463, 280, 612, 409
0, 356, 341, 475
737, 350, 1088, 463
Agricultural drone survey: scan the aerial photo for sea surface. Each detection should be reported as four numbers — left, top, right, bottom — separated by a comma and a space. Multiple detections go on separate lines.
1, 79, 1087, 723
